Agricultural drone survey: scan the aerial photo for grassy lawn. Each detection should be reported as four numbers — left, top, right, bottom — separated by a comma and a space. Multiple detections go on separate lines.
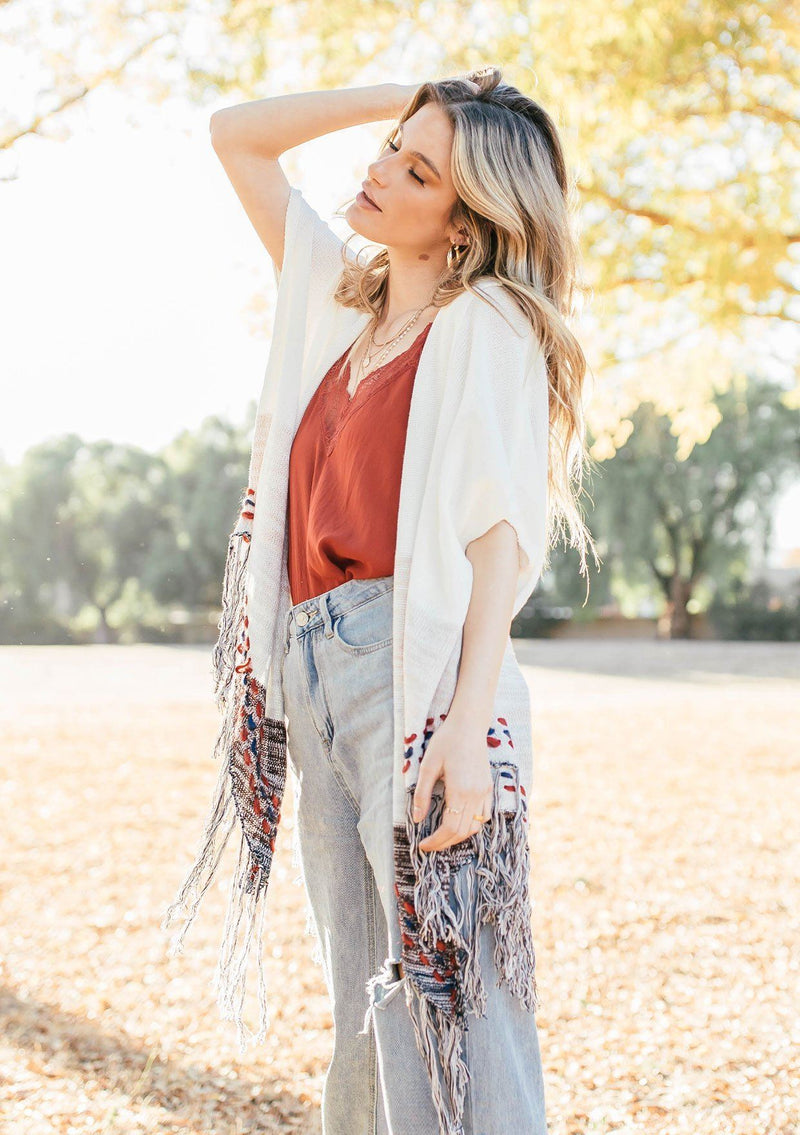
1, 641, 797, 1134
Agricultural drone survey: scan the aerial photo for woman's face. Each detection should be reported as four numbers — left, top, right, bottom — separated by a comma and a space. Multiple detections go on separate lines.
346, 103, 463, 257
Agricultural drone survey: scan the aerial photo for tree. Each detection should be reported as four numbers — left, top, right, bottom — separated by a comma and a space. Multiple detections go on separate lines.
0, 435, 83, 642
590, 376, 800, 637
154, 408, 253, 608
0, 408, 254, 643
58, 440, 175, 641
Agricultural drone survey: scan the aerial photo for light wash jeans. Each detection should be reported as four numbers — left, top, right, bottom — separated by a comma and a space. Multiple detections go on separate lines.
280, 573, 548, 1135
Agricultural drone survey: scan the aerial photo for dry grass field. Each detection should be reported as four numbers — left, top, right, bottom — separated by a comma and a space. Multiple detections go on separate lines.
1, 640, 797, 1135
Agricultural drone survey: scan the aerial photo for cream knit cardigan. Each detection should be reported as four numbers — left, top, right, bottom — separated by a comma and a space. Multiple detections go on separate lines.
163, 185, 550, 1135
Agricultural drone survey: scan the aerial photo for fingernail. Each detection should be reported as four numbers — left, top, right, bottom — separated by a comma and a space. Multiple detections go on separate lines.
412, 808, 421, 820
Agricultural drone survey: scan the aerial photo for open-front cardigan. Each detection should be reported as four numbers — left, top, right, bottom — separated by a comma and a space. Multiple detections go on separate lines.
162, 185, 550, 1135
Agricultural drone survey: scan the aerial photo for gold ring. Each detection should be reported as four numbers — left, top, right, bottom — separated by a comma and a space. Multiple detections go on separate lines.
472, 813, 488, 823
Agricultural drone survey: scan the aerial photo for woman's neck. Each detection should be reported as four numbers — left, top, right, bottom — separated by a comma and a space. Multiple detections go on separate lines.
378, 263, 444, 333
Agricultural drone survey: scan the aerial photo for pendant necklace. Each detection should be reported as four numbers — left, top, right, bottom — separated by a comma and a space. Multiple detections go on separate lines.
354, 293, 436, 389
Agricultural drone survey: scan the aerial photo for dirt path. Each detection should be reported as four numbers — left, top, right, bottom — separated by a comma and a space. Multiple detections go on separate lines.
1, 641, 797, 1134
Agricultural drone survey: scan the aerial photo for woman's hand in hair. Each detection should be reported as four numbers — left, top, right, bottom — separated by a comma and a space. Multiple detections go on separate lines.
389, 82, 422, 114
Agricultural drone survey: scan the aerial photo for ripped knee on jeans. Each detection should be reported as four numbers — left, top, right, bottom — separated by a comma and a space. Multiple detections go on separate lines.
359, 958, 407, 1037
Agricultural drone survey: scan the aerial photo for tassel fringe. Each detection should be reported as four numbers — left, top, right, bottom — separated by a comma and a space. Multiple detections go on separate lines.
210, 487, 255, 711
405, 979, 471, 1135
211, 829, 272, 1049
393, 755, 540, 1135
161, 484, 288, 1053
160, 754, 238, 955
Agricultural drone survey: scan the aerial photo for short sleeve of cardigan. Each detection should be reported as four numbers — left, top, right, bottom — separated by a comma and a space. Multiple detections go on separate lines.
271, 185, 355, 330
247, 187, 356, 486
443, 291, 550, 607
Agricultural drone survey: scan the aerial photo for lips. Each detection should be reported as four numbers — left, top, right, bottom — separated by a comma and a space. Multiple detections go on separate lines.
360, 185, 381, 210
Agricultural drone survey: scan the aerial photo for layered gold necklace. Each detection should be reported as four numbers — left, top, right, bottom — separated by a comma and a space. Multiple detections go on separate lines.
353, 293, 437, 389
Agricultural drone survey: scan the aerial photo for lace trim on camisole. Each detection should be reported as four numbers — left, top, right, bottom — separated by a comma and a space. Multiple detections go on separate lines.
320, 322, 433, 454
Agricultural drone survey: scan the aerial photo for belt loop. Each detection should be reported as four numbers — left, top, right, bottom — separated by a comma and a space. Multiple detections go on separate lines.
321, 592, 335, 638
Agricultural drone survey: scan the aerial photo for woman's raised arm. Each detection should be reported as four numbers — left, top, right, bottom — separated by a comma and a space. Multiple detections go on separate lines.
210, 82, 415, 157
208, 83, 416, 271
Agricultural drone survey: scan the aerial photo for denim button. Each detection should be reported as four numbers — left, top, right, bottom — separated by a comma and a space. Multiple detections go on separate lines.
296, 610, 310, 626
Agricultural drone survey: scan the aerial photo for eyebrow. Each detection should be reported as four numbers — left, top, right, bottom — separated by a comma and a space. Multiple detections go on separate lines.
396, 125, 441, 181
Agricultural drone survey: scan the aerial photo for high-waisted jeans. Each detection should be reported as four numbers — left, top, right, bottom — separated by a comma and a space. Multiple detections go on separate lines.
280, 573, 548, 1135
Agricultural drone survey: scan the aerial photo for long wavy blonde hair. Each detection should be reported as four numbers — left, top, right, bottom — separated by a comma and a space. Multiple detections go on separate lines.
332, 66, 600, 593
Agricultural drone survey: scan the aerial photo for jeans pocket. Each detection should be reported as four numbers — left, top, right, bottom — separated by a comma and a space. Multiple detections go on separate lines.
331, 595, 393, 655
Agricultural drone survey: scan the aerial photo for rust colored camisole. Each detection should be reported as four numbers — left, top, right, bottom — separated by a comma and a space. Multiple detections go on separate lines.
286, 320, 434, 606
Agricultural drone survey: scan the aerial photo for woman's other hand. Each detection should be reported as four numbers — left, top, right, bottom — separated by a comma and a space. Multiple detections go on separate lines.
412, 712, 493, 852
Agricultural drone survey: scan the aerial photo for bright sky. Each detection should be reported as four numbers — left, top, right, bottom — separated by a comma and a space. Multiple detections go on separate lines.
2, 82, 798, 563
1, 85, 365, 462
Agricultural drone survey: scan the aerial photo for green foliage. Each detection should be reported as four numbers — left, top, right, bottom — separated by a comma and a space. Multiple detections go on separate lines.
106, 577, 173, 643
182, 0, 800, 447
708, 579, 800, 641
0, 407, 253, 645
0, 377, 796, 642
585, 373, 800, 631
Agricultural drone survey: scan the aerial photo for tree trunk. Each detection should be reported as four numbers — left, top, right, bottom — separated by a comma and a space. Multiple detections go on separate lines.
94, 607, 112, 644
662, 575, 693, 639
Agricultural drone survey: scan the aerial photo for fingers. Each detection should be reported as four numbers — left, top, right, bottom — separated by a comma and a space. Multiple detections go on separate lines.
412, 770, 434, 824
453, 800, 477, 845
417, 795, 493, 853
412, 743, 445, 823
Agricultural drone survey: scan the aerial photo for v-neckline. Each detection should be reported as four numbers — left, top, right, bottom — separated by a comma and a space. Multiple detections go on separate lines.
320, 321, 434, 455
342, 320, 434, 405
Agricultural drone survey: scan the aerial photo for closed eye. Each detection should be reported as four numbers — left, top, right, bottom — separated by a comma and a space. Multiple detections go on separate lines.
386, 139, 426, 185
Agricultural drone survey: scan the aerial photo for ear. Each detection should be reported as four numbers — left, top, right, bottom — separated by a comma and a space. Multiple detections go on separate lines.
448, 226, 470, 247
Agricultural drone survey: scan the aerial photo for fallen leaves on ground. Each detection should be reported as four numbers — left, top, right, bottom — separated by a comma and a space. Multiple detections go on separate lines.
0, 640, 797, 1134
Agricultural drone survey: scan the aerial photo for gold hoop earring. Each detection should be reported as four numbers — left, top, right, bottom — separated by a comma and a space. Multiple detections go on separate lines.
447, 242, 468, 269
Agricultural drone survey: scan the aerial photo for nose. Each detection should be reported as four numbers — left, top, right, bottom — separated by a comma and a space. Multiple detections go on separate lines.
366, 158, 386, 186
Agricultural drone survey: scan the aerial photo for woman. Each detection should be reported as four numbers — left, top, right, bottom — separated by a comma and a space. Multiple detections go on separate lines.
163, 69, 596, 1135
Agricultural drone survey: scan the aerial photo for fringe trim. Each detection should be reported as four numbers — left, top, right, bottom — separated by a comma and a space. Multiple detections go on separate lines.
211, 486, 256, 712
160, 751, 238, 954
394, 756, 539, 1135
404, 979, 471, 1135
161, 484, 288, 1053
